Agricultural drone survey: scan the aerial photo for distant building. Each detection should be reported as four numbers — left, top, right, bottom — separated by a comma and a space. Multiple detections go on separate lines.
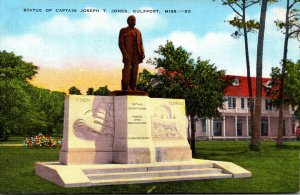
195, 75, 299, 140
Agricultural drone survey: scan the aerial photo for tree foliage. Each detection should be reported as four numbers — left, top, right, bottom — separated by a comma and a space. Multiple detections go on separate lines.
274, 0, 300, 40
141, 41, 227, 117
267, 60, 300, 113
273, 0, 299, 146
222, 0, 260, 38
0, 50, 65, 139
0, 50, 38, 82
26, 86, 65, 135
68, 86, 81, 95
93, 85, 110, 96
0, 78, 32, 137
86, 87, 94, 95
137, 41, 228, 154
0, 51, 38, 138
85, 86, 110, 96
229, 17, 260, 37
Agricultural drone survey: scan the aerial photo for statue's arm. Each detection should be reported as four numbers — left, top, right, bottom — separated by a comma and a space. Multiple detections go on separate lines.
118, 28, 127, 56
139, 31, 145, 59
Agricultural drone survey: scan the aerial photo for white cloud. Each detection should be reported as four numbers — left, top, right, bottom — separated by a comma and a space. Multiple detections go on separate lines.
268, 7, 286, 21
149, 5, 300, 78
39, 11, 121, 35
149, 31, 247, 76
263, 7, 300, 72
0, 34, 50, 62
1, 5, 298, 78
131, 7, 167, 30
149, 31, 199, 54
37, 6, 165, 36
0, 6, 165, 69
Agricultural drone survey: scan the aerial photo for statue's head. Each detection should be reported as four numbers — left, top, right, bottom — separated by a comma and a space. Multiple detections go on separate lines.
127, 15, 136, 28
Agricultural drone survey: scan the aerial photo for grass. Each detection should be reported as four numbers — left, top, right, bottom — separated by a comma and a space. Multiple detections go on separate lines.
0, 136, 24, 145
0, 137, 299, 194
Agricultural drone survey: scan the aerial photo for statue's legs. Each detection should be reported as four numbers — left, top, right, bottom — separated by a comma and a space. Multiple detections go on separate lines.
130, 54, 140, 90
121, 57, 132, 90
122, 51, 140, 91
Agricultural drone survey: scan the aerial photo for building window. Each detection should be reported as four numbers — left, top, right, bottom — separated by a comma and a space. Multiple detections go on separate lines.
237, 117, 243, 136
228, 97, 236, 109
201, 118, 206, 133
241, 98, 245, 109
261, 117, 268, 136
213, 118, 222, 136
232, 78, 239, 86
265, 80, 272, 88
292, 122, 295, 135
265, 99, 272, 110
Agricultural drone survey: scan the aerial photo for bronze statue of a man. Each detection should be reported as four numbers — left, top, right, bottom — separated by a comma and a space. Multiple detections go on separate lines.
118, 15, 145, 91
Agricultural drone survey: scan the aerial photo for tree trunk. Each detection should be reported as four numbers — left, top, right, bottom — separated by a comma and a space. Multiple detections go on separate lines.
276, 0, 290, 147
190, 115, 196, 155
3, 130, 8, 141
242, 1, 254, 140
250, 0, 268, 151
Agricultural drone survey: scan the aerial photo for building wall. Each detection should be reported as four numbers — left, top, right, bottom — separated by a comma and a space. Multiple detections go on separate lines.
285, 117, 292, 136
194, 95, 298, 140
225, 116, 235, 136
270, 117, 278, 137
195, 118, 206, 138
237, 116, 247, 136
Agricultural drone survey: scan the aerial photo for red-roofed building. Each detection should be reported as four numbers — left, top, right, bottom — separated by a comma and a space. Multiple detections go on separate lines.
195, 75, 299, 140
223, 75, 272, 97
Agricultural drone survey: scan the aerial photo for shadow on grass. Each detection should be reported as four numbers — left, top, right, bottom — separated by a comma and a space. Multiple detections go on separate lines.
273, 145, 300, 150
259, 143, 300, 150
196, 146, 246, 151
0, 136, 24, 143
193, 147, 248, 159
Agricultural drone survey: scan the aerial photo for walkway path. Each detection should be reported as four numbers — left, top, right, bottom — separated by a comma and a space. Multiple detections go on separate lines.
0, 144, 24, 146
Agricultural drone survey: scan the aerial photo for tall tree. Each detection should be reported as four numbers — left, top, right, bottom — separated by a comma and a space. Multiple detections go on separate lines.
267, 60, 300, 135
251, 0, 268, 151
0, 78, 34, 138
222, 0, 260, 145
0, 50, 38, 82
274, 0, 300, 146
136, 69, 155, 92
68, 86, 81, 95
0, 51, 39, 140
137, 41, 228, 154
0, 51, 65, 139
27, 86, 65, 135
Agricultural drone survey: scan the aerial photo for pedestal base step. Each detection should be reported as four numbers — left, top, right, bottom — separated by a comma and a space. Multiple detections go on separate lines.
90, 172, 232, 186
35, 159, 251, 188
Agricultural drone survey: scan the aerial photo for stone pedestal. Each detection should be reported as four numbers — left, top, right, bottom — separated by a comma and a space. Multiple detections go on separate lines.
59, 96, 115, 164
59, 95, 191, 164
36, 95, 251, 187
113, 96, 191, 163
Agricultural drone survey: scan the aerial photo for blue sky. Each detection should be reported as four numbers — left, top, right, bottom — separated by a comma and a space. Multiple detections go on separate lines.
0, 0, 299, 84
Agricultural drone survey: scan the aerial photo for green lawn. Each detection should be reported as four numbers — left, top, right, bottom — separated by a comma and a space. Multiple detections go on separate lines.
0, 136, 24, 145
0, 138, 299, 194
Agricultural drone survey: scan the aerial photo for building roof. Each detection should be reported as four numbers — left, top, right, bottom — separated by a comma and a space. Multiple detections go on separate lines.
224, 75, 272, 97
